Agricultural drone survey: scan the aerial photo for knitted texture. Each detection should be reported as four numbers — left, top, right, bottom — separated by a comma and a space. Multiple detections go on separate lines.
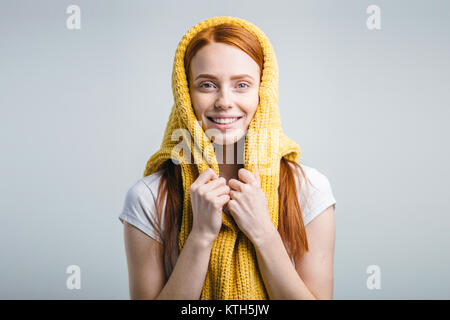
143, 16, 301, 300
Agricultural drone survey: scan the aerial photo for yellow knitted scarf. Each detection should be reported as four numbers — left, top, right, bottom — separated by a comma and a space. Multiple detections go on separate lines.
143, 16, 300, 299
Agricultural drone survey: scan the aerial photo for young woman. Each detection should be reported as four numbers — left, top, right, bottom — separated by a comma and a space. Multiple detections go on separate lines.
119, 16, 336, 300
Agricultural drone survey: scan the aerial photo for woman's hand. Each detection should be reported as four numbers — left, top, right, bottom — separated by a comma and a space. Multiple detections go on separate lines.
189, 168, 230, 244
226, 166, 277, 245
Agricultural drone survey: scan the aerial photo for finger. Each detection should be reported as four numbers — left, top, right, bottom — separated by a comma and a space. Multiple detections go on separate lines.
194, 168, 218, 186
226, 199, 239, 216
228, 178, 245, 191
202, 176, 226, 191
238, 168, 257, 185
217, 194, 230, 206
229, 189, 241, 201
209, 183, 230, 197
254, 165, 261, 185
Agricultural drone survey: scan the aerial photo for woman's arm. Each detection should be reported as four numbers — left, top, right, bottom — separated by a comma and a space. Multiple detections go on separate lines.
123, 221, 213, 300
253, 205, 335, 300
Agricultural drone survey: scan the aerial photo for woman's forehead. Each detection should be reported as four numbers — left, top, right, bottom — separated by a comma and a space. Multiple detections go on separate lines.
189, 42, 260, 78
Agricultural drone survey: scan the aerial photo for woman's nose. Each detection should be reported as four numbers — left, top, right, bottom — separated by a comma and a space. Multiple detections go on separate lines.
214, 88, 233, 109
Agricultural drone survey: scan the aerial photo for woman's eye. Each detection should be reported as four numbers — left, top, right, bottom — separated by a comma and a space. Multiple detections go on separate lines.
199, 82, 249, 89
200, 82, 214, 89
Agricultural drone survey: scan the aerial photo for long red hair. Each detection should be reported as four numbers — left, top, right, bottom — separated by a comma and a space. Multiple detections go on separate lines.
154, 23, 313, 279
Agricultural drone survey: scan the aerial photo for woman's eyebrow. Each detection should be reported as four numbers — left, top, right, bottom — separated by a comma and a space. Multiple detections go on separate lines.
194, 73, 255, 81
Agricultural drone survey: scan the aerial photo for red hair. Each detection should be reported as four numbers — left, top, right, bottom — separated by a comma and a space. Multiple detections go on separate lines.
154, 23, 313, 279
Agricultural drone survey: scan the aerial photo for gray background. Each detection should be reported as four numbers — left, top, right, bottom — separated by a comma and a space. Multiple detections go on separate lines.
1, 0, 449, 299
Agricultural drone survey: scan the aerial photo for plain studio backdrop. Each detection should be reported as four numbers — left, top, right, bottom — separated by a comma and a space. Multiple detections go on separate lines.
0, 0, 449, 299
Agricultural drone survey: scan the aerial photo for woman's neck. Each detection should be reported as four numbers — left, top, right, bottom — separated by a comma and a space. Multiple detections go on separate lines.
213, 140, 244, 183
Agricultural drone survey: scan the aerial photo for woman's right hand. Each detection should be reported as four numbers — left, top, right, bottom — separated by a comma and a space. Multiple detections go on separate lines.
189, 168, 230, 243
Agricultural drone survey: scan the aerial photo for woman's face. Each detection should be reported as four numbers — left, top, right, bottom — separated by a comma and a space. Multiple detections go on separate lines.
188, 42, 261, 146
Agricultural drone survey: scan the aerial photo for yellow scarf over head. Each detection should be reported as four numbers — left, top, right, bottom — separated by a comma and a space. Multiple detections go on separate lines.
143, 16, 301, 299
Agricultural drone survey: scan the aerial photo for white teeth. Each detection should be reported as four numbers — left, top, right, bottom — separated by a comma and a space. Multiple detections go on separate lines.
211, 117, 239, 124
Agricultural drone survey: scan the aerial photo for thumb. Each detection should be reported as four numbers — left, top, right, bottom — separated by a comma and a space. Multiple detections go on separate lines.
254, 165, 261, 185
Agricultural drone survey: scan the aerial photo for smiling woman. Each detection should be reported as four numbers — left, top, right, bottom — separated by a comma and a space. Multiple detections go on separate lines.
186, 33, 262, 146
119, 16, 336, 300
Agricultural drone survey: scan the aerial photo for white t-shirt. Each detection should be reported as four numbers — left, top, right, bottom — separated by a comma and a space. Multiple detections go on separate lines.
118, 164, 336, 245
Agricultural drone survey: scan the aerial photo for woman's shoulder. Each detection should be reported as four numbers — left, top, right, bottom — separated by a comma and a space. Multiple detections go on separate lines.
118, 170, 165, 243
288, 162, 333, 190
288, 162, 337, 225
126, 170, 165, 199
300, 164, 333, 191
140, 170, 165, 192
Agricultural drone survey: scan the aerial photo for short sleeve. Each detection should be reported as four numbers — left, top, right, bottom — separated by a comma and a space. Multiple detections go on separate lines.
295, 164, 337, 226
118, 176, 163, 243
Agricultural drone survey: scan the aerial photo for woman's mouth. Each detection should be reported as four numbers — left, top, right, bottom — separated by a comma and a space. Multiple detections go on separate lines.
207, 116, 243, 129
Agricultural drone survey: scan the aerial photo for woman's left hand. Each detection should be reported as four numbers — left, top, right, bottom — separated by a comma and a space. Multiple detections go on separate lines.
226, 166, 277, 245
